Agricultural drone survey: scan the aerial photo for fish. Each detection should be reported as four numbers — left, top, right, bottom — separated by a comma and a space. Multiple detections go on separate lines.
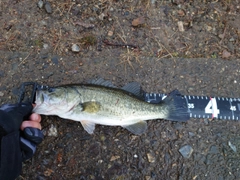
33, 79, 189, 135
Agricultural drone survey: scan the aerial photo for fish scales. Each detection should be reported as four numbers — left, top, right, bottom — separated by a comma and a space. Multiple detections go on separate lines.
74, 85, 169, 120
33, 80, 189, 135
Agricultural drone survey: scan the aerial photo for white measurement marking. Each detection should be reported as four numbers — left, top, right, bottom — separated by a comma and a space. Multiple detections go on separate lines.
188, 103, 194, 108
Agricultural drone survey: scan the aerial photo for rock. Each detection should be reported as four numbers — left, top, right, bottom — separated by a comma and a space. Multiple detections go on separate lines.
43, 43, 49, 49
132, 17, 145, 27
107, 30, 114, 36
147, 153, 156, 163
44, 1, 52, 14
228, 141, 237, 152
51, 56, 58, 65
47, 124, 58, 137
38, 0, 44, 9
209, 145, 219, 154
0, 91, 4, 97
145, 176, 151, 180
99, 13, 106, 20
179, 145, 193, 158
178, 9, 185, 16
222, 49, 231, 59
177, 21, 184, 32
110, 155, 120, 161
71, 44, 80, 52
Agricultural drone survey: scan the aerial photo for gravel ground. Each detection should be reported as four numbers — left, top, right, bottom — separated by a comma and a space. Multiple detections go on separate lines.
0, 0, 240, 179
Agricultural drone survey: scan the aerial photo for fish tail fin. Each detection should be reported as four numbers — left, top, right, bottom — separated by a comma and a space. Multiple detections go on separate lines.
163, 90, 190, 122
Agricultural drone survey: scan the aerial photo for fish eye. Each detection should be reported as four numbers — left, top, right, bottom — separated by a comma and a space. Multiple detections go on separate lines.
48, 88, 55, 93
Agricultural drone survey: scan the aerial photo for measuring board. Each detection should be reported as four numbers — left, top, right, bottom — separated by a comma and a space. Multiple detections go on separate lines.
18, 82, 240, 121
145, 91, 240, 121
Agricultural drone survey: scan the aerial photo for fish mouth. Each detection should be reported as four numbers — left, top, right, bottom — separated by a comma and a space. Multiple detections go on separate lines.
35, 90, 44, 104
33, 91, 49, 114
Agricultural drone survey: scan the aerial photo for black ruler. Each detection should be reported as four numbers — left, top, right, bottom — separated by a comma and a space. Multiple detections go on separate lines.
144, 92, 240, 120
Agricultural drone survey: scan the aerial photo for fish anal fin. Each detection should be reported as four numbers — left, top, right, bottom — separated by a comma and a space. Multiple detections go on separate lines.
122, 120, 147, 135
80, 120, 96, 134
82, 101, 101, 113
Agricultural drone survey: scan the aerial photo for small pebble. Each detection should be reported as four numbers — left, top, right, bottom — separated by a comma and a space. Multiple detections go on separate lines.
99, 13, 106, 20
51, 56, 58, 65
188, 132, 195, 137
110, 155, 120, 161
43, 43, 49, 49
222, 49, 231, 59
177, 21, 184, 32
179, 145, 193, 158
107, 30, 114, 36
229, 37, 235, 42
44, 1, 53, 14
147, 153, 156, 163
145, 176, 151, 180
228, 141, 237, 152
132, 17, 145, 27
48, 124, 58, 137
71, 44, 80, 52
38, 0, 44, 9
0, 91, 4, 97
178, 9, 185, 16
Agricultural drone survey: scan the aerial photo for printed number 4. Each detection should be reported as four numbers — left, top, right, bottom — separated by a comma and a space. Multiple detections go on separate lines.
205, 98, 220, 117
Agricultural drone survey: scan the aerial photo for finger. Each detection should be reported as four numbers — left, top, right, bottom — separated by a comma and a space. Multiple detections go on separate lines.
21, 121, 41, 131
29, 113, 41, 122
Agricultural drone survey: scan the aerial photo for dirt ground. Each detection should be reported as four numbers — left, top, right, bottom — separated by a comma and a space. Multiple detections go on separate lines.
0, 0, 240, 179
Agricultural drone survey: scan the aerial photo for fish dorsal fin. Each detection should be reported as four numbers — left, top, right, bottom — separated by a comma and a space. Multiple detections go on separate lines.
80, 120, 96, 134
122, 82, 144, 98
122, 121, 147, 135
88, 78, 116, 88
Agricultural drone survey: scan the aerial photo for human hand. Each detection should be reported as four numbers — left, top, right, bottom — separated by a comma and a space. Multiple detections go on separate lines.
0, 102, 44, 180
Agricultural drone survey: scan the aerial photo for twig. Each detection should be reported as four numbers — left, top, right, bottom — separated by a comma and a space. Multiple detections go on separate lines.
219, 25, 227, 45
103, 39, 138, 49
74, 21, 95, 29
18, 52, 32, 66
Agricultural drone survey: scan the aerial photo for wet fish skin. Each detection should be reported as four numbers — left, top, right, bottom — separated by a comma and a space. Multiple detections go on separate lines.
33, 81, 189, 135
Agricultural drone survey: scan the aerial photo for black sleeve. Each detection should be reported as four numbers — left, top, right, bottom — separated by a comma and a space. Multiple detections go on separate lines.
0, 131, 22, 180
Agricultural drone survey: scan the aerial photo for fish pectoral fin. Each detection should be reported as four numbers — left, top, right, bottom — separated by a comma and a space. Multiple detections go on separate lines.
122, 121, 147, 135
80, 120, 96, 134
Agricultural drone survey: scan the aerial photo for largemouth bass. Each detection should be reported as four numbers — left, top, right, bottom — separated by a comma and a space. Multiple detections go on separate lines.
33, 79, 189, 135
